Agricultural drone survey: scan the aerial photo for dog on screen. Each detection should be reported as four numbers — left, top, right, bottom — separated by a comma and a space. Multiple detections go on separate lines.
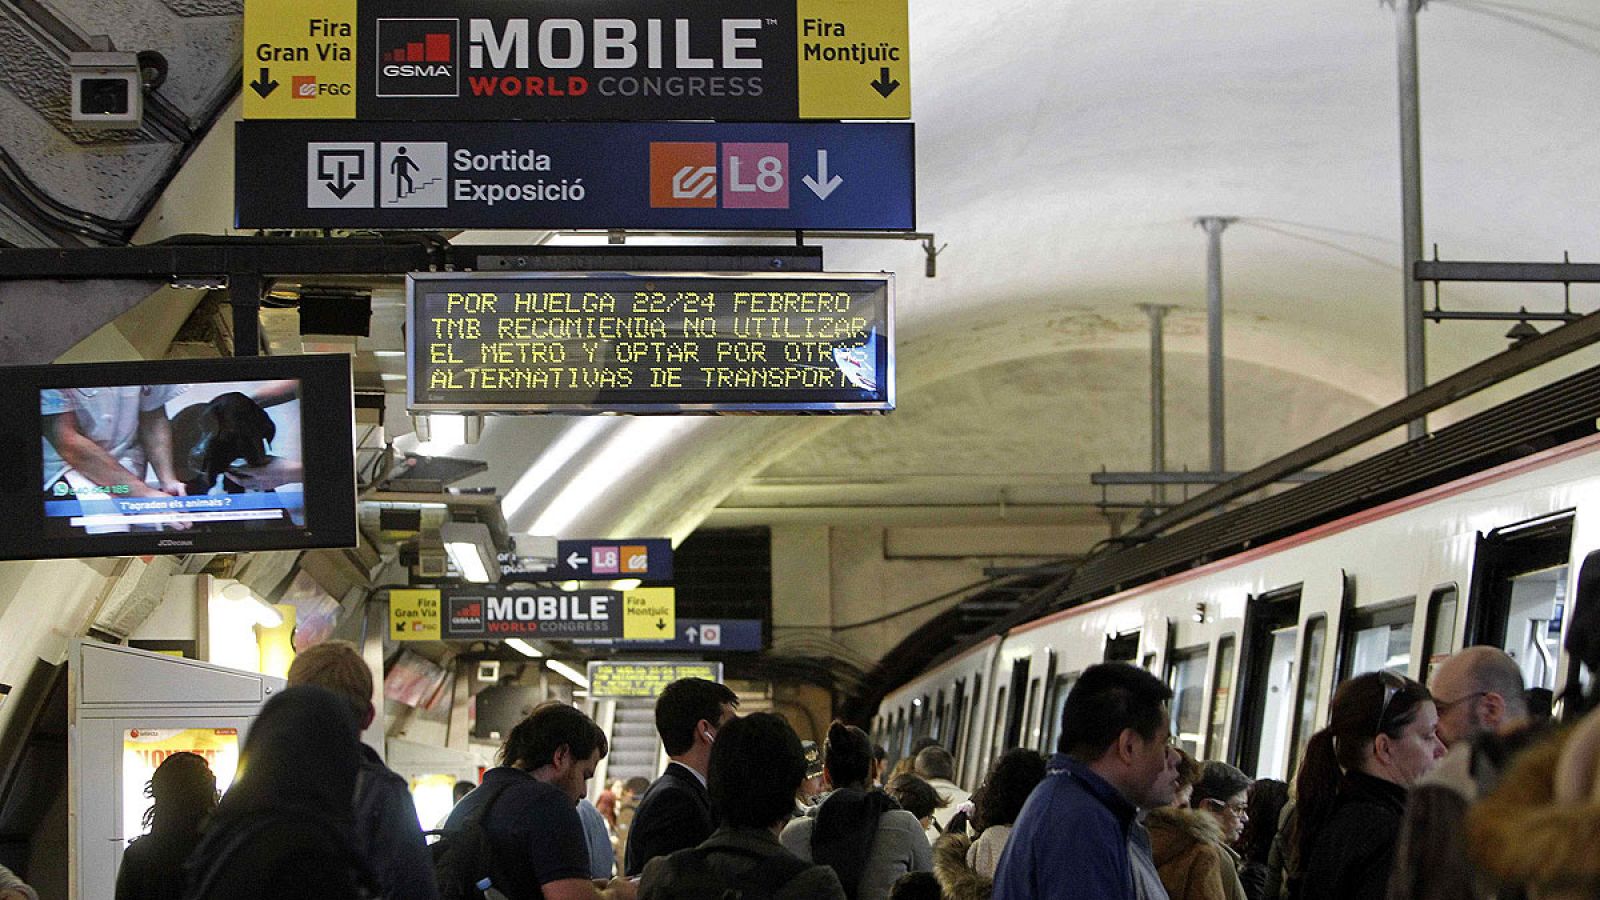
170, 392, 277, 495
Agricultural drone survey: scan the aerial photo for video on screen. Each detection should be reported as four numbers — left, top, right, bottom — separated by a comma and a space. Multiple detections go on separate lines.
40, 379, 305, 536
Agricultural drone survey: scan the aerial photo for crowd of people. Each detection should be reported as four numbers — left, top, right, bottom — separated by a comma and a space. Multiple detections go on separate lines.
43, 619, 1591, 900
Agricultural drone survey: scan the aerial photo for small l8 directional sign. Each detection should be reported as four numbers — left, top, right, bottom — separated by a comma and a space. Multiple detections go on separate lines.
557, 538, 673, 581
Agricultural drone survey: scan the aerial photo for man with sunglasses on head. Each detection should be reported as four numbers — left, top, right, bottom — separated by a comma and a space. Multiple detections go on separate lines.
1387, 647, 1539, 900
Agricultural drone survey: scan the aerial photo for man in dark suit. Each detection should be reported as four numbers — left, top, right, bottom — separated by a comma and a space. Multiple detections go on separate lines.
623, 677, 739, 876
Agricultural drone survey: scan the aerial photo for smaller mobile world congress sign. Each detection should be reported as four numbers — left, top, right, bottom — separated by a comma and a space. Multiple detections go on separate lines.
407, 271, 893, 414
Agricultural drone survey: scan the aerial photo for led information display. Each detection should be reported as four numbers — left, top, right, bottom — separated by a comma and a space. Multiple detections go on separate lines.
234, 120, 915, 231
588, 661, 723, 699
407, 272, 894, 413
242, 0, 909, 121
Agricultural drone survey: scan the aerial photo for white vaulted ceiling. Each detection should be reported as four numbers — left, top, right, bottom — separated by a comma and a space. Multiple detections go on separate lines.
9, 0, 1600, 550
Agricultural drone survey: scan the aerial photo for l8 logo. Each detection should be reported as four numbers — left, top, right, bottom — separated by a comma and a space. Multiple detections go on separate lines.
722, 143, 789, 209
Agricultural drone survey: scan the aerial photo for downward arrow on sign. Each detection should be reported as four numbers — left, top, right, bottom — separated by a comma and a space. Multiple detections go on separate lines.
801, 150, 843, 200
250, 67, 279, 98
870, 67, 901, 98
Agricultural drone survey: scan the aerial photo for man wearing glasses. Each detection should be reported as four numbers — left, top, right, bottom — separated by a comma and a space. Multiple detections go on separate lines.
1428, 646, 1530, 748
1388, 647, 1535, 900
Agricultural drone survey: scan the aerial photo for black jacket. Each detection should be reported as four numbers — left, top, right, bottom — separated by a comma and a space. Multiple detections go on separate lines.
117, 828, 201, 900
1299, 771, 1406, 900
625, 762, 714, 876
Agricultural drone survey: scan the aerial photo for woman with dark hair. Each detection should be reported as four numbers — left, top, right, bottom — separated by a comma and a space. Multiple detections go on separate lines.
1285, 670, 1444, 900
782, 721, 932, 900
885, 773, 941, 831
1233, 779, 1288, 900
182, 685, 378, 900
116, 751, 218, 900
1146, 759, 1249, 900
965, 748, 1046, 880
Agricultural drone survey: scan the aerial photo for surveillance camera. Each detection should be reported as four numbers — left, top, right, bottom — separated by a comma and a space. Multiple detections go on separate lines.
69, 52, 142, 127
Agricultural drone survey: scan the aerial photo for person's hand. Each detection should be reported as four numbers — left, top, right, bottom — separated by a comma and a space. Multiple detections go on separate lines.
602, 876, 638, 900
226, 456, 303, 491
159, 480, 188, 497
1, 888, 31, 900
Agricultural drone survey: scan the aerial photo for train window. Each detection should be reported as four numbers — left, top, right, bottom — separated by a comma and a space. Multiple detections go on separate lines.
950, 679, 968, 782
1043, 671, 1080, 756
1233, 586, 1301, 778
967, 672, 984, 780
1421, 584, 1460, 685
1468, 512, 1573, 692
1023, 678, 1041, 751
1207, 636, 1236, 760
1338, 600, 1415, 684
989, 686, 1008, 773
1002, 658, 1030, 750
1105, 630, 1141, 663
1288, 615, 1328, 778
1032, 649, 1058, 751
1166, 645, 1208, 758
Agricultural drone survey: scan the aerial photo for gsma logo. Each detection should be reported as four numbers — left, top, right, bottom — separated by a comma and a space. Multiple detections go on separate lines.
650, 143, 717, 208
376, 18, 459, 98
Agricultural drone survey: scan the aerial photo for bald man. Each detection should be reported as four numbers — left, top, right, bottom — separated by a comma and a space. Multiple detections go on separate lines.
1387, 647, 1540, 900
1428, 646, 1530, 748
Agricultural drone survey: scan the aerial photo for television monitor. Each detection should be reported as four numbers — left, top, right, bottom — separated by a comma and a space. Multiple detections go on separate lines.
0, 354, 356, 560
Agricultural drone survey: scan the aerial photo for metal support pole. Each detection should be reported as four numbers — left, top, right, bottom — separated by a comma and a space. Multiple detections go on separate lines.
1197, 217, 1234, 473
229, 270, 262, 357
1395, 0, 1428, 438
1138, 304, 1175, 504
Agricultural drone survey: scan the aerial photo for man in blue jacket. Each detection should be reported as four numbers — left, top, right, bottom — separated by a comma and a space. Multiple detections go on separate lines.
993, 663, 1177, 900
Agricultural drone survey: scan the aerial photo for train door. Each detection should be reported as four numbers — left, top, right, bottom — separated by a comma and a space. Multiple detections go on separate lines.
1231, 586, 1300, 778
1466, 512, 1573, 695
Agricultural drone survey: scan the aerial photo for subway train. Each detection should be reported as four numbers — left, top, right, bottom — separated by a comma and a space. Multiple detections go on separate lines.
876, 372, 1600, 790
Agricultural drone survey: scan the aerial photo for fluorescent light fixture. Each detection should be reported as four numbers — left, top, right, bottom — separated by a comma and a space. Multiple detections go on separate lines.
611, 579, 642, 591
529, 417, 702, 536
441, 521, 500, 584
546, 659, 590, 688
504, 638, 544, 658
560, 580, 580, 591
501, 417, 610, 522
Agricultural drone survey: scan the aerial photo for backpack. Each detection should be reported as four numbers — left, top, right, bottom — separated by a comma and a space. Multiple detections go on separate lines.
651, 844, 813, 900
428, 781, 513, 900
183, 812, 378, 900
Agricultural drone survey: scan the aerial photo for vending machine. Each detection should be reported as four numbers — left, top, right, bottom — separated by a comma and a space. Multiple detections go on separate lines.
69, 641, 283, 899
